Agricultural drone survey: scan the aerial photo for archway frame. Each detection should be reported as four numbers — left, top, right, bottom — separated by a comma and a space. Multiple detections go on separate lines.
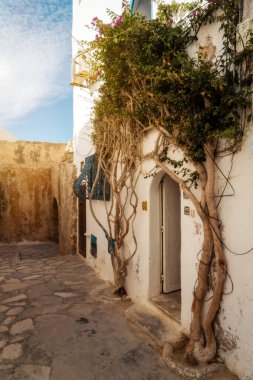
148, 169, 182, 299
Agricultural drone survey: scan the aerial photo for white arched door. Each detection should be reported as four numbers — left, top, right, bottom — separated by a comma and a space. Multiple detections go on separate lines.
160, 175, 181, 293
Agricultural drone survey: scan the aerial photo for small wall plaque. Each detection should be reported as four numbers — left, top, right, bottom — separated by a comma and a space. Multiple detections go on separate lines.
183, 191, 189, 199
190, 209, 195, 218
184, 206, 190, 215
142, 201, 148, 211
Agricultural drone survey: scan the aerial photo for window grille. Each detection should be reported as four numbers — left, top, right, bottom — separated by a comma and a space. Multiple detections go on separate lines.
130, 0, 152, 19
73, 154, 110, 201
239, 0, 244, 23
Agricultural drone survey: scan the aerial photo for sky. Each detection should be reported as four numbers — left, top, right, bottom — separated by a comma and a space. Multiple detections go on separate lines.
0, 0, 194, 143
0, 0, 73, 143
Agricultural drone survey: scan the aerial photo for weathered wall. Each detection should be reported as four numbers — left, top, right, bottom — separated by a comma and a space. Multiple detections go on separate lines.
52, 158, 77, 256
0, 166, 54, 241
0, 140, 66, 166
0, 141, 76, 256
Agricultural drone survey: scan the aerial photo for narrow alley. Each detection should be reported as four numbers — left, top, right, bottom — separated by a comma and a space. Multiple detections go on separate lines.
0, 243, 183, 380
1, 1, 253, 379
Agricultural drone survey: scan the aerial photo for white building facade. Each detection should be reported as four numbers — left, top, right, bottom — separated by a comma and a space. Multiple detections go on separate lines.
72, 1, 253, 378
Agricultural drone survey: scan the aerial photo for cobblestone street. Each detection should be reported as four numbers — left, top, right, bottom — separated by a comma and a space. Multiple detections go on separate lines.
0, 243, 184, 380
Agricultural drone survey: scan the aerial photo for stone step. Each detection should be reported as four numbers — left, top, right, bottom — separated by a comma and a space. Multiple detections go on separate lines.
126, 301, 184, 349
126, 301, 238, 380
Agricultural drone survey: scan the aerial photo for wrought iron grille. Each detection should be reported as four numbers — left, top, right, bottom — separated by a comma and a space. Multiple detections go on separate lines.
73, 154, 110, 201
238, 0, 244, 23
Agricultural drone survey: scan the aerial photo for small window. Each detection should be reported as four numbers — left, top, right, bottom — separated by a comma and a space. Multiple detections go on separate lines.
239, 0, 244, 23
131, 0, 152, 19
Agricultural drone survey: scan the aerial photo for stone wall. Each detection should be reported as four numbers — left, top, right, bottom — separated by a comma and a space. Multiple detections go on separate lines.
0, 141, 76, 255
52, 159, 77, 256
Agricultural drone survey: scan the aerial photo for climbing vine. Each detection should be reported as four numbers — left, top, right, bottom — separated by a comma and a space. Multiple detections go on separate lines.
80, 0, 253, 363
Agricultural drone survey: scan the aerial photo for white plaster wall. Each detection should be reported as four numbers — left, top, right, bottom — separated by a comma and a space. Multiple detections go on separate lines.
73, 0, 123, 283
214, 127, 253, 379
85, 200, 114, 282
123, 164, 152, 300
185, 8, 253, 378
243, 0, 253, 21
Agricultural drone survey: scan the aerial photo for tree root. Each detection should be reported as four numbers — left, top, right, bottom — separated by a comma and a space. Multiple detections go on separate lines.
113, 286, 127, 296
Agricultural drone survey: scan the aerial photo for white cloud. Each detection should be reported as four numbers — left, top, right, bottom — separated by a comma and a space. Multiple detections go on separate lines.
0, 0, 72, 122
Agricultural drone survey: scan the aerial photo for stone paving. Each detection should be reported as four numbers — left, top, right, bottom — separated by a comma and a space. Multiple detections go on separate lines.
0, 243, 185, 380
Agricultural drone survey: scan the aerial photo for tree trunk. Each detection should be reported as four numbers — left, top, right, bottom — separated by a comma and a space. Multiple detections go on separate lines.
154, 150, 226, 363
193, 143, 227, 363
186, 162, 214, 362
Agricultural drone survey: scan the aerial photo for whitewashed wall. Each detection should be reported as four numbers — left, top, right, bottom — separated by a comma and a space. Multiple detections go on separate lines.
72, 0, 122, 282
73, 1, 253, 378
185, 5, 253, 379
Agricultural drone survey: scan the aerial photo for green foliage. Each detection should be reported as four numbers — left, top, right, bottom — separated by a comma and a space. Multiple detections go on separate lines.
85, 0, 252, 163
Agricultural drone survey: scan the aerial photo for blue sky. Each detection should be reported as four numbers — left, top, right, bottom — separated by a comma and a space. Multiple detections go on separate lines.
0, 0, 73, 143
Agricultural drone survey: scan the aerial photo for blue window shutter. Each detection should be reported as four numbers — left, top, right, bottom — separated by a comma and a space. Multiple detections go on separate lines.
90, 234, 97, 257
73, 155, 94, 200
73, 154, 110, 201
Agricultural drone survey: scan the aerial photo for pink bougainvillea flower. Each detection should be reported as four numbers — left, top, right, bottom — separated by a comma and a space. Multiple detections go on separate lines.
114, 15, 124, 27
91, 16, 100, 27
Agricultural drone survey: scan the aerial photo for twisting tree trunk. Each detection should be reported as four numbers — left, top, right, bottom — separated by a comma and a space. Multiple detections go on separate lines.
193, 143, 227, 362
88, 117, 141, 291
154, 138, 227, 363
186, 162, 214, 363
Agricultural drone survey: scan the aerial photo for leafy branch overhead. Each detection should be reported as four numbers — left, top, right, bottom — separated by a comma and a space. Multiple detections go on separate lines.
87, 0, 252, 163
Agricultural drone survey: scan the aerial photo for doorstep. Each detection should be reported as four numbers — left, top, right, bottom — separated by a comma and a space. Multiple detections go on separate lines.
126, 300, 184, 350
126, 301, 238, 380
150, 291, 181, 324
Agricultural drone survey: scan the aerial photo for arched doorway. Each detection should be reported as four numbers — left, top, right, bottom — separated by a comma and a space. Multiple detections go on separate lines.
52, 197, 59, 243
160, 174, 181, 293
149, 171, 181, 321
